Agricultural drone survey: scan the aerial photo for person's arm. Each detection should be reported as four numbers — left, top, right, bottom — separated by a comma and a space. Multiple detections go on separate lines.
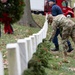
49, 21, 57, 41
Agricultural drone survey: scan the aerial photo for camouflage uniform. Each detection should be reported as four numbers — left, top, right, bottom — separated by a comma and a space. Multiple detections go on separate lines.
50, 14, 75, 52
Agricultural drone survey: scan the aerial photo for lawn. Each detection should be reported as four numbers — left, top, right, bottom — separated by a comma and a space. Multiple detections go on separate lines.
0, 14, 75, 75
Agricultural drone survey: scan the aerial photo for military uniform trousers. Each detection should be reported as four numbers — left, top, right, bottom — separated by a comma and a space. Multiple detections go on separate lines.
62, 25, 75, 51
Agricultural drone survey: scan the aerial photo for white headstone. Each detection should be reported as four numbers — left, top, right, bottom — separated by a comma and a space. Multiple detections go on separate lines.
0, 51, 4, 75
74, 3, 75, 7
6, 43, 21, 75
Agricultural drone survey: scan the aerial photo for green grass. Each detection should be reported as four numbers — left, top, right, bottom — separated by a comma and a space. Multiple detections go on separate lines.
4, 69, 8, 75
1, 14, 75, 75
0, 24, 40, 50
45, 49, 75, 75
46, 44, 75, 75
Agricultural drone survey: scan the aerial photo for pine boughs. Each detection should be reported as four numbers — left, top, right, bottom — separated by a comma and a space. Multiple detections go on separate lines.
0, 0, 25, 24
23, 39, 51, 75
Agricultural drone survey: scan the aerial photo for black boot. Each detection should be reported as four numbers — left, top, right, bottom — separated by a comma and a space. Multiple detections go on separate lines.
67, 46, 73, 52
51, 45, 59, 51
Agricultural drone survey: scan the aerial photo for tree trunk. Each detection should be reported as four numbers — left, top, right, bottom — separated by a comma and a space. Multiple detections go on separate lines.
18, 0, 41, 28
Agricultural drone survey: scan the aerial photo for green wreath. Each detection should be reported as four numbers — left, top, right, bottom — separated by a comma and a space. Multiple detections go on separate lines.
0, 0, 25, 24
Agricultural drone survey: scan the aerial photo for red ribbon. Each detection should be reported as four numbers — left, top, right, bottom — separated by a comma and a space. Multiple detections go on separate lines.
0, 13, 13, 34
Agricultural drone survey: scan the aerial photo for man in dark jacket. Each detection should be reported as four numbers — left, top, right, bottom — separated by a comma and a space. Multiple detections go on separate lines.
48, 0, 73, 52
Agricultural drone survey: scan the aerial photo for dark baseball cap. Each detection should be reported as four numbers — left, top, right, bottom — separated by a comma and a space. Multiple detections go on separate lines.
48, 0, 56, 2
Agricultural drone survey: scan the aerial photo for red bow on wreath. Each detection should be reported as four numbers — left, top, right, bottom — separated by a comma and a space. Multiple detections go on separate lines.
1, 13, 12, 23
0, 13, 13, 34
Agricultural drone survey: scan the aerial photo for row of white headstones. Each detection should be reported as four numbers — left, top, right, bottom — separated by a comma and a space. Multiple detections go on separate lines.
0, 14, 49, 75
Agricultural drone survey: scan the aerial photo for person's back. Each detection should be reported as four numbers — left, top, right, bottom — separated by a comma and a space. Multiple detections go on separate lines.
48, 0, 63, 16
54, 14, 75, 28
51, 4, 63, 16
